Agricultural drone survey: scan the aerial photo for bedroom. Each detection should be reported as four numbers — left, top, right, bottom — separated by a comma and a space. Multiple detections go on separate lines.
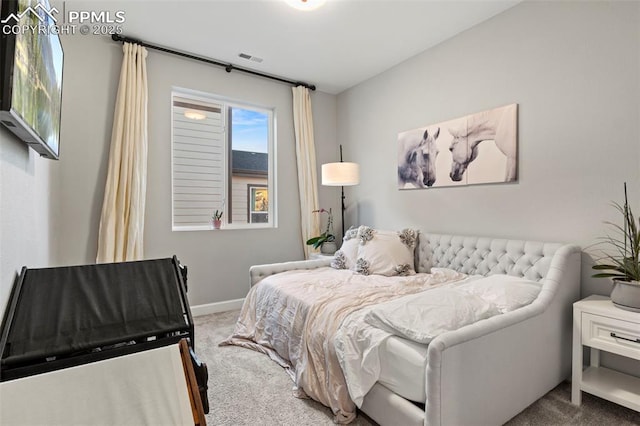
0, 0, 638, 424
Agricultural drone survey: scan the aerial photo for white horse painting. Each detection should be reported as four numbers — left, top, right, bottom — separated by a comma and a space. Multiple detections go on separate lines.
396, 104, 517, 190
448, 103, 518, 183
397, 127, 440, 188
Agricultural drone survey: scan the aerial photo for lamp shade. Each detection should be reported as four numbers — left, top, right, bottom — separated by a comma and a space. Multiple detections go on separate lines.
322, 162, 360, 186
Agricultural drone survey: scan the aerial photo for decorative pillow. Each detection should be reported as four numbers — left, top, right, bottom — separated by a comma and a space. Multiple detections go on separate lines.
354, 227, 418, 276
364, 287, 500, 344
331, 226, 361, 270
457, 275, 542, 313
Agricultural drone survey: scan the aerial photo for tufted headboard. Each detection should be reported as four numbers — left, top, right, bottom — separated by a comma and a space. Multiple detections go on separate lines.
250, 232, 578, 288
415, 233, 564, 282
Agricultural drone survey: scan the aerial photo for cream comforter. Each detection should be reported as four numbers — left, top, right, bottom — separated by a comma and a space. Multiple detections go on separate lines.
221, 267, 465, 424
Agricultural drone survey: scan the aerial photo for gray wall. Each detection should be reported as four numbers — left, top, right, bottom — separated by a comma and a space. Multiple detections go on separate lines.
337, 0, 639, 375
0, 130, 53, 318
338, 0, 639, 297
52, 33, 338, 307
50, 36, 119, 269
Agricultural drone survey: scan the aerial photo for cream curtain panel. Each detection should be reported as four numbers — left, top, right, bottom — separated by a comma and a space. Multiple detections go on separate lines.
96, 42, 148, 263
292, 86, 320, 259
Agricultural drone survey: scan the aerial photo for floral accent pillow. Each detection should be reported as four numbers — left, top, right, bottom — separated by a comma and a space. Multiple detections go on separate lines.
398, 228, 418, 250
355, 258, 371, 275
394, 264, 413, 276
331, 226, 362, 270
359, 226, 375, 245
355, 228, 418, 276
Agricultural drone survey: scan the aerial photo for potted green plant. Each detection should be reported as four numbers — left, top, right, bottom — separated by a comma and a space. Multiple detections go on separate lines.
306, 208, 336, 254
212, 210, 223, 230
592, 183, 640, 311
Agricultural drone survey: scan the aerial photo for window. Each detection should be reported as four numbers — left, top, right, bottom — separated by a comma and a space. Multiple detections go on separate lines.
248, 185, 268, 223
171, 88, 275, 230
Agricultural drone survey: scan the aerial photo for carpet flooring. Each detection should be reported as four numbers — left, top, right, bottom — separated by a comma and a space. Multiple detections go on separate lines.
194, 310, 640, 425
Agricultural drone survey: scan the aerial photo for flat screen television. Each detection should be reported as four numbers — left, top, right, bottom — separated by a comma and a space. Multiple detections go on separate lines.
0, 0, 63, 159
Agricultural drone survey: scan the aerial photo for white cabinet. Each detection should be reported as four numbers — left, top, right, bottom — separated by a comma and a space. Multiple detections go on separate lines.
572, 295, 640, 411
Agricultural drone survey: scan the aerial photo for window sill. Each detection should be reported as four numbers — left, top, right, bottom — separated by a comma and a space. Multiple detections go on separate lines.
172, 223, 275, 232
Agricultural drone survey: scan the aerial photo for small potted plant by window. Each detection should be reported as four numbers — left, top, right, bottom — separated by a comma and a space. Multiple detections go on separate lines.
306, 208, 336, 254
212, 210, 223, 230
592, 183, 640, 311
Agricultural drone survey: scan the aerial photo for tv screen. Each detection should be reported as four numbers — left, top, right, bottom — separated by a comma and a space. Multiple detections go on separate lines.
0, 0, 63, 159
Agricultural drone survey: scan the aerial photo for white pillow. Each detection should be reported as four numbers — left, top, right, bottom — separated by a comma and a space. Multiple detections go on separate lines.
331, 226, 361, 270
355, 227, 418, 276
457, 274, 542, 313
364, 288, 500, 344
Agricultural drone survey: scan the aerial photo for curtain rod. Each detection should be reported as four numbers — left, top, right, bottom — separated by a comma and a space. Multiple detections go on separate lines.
111, 34, 316, 91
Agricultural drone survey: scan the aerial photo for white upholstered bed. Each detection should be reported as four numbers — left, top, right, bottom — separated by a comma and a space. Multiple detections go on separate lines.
230, 232, 581, 426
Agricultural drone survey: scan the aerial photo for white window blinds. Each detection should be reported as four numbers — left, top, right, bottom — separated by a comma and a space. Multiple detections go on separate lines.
172, 96, 225, 228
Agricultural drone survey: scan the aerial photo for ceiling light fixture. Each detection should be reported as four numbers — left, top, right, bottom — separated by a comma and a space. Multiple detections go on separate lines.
184, 110, 206, 120
285, 0, 326, 11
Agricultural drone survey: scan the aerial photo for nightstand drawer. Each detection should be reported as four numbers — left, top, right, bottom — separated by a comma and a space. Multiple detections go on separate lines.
581, 312, 640, 360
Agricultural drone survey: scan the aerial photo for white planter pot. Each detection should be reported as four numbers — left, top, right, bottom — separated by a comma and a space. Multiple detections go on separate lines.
320, 241, 337, 255
611, 279, 640, 312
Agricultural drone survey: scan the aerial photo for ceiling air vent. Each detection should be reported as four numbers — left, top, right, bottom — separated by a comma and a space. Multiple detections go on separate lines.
238, 53, 263, 63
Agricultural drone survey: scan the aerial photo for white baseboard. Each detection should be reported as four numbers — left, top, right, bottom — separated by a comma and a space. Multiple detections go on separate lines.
191, 298, 244, 317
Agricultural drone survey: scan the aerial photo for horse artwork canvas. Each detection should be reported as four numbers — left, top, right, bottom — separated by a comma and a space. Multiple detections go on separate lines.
397, 103, 518, 190
397, 127, 441, 189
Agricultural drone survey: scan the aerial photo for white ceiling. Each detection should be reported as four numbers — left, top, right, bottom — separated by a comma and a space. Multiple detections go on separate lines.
67, 0, 520, 94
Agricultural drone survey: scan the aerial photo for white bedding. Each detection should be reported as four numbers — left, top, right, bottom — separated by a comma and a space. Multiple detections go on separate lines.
364, 287, 500, 344
222, 266, 467, 423
336, 273, 543, 407
336, 290, 472, 407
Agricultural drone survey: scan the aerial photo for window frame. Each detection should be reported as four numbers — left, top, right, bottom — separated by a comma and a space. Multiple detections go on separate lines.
170, 87, 277, 231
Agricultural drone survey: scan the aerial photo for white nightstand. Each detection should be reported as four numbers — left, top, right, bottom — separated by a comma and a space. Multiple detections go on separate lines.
572, 295, 640, 411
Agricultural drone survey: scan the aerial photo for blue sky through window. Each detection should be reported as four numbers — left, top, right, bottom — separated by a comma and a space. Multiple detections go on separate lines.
231, 108, 268, 153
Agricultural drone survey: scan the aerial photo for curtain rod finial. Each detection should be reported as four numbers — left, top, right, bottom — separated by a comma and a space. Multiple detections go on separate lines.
112, 34, 142, 45
296, 82, 316, 91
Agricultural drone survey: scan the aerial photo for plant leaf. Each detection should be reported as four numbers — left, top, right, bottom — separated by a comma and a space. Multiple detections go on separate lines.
306, 236, 322, 245
592, 272, 628, 278
592, 264, 623, 270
